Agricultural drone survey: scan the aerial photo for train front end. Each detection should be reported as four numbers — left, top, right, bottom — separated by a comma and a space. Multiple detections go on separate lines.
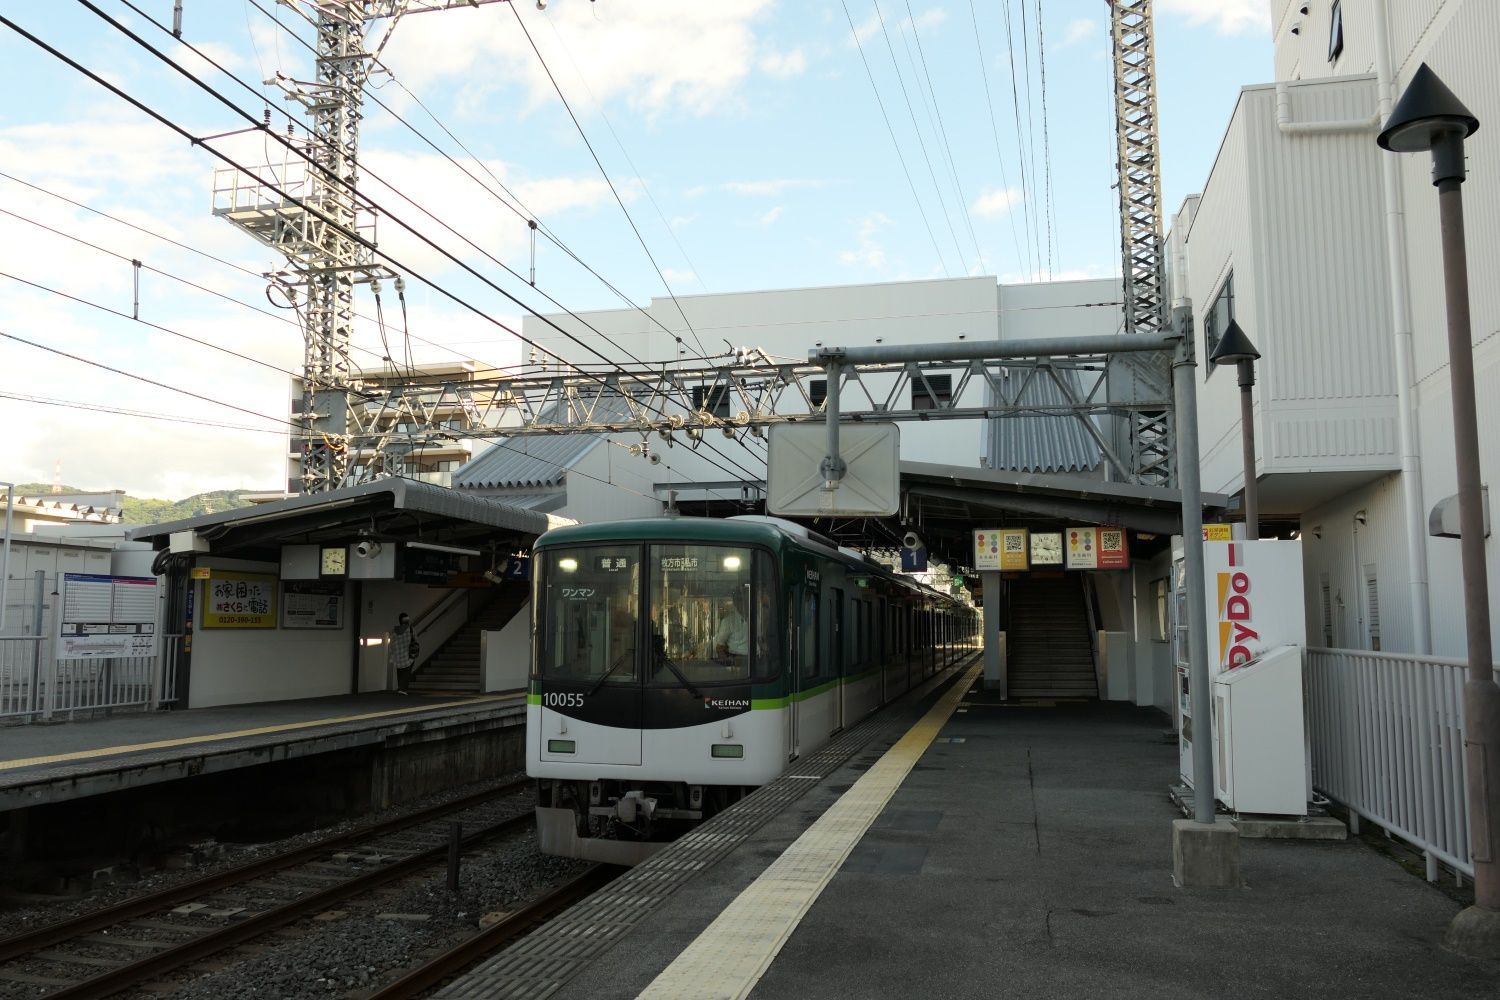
527, 524, 787, 865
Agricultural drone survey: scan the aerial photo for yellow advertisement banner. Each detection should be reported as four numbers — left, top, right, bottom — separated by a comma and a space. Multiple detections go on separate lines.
999, 528, 1029, 570
202, 571, 278, 629
1203, 524, 1233, 541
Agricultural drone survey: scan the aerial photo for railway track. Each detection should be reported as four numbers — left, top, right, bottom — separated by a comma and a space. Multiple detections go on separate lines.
367, 863, 619, 1000
0, 779, 533, 998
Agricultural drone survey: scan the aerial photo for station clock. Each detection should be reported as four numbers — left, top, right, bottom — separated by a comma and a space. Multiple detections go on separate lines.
320, 545, 348, 577
1029, 531, 1064, 566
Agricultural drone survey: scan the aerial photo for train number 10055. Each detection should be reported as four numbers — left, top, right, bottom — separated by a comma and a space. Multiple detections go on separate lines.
543, 692, 585, 708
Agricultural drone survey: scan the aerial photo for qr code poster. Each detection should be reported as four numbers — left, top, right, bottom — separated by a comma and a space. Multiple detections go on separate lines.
203, 571, 278, 629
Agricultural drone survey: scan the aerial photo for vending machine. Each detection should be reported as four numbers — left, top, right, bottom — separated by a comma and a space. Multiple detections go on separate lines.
1173, 537, 1309, 815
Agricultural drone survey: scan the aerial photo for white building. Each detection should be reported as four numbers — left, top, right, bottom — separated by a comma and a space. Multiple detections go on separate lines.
1175, 0, 1499, 660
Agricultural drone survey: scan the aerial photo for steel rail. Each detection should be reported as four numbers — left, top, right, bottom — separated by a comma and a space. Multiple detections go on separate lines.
37, 811, 535, 1000
0, 778, 528, 963
367, 864, 620, 1000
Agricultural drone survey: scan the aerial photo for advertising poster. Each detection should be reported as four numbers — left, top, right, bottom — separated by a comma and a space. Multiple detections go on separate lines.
999, 529, 1029, 570
1098, 528, 1129, 569
55, 573, 160, 660
1065, 527, 1099, 570
282, 580, 345, 629
203, 571, 278, 629
972, 529, 1003, 571
1203, 523, 1233, 541
1204, 539, 1306, 671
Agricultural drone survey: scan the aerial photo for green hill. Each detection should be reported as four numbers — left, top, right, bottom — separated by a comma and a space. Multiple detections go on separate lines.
14, 484, 257, 526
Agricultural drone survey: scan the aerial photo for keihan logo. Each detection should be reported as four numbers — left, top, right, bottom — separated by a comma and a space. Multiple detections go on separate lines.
1216, 543, 1259, 668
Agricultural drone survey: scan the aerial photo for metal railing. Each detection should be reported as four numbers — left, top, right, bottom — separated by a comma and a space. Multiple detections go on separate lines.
1304, 646, 1473, 881
0, 634, 180, 724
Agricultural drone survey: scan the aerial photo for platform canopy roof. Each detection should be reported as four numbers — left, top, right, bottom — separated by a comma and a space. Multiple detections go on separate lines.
130, 479, 574, 562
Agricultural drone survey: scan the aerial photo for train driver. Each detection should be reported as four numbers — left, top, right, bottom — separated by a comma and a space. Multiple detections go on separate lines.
713, 597, 749, 662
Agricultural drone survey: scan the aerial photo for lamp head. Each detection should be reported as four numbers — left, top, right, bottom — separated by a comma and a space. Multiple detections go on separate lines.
1209, 319, 1261, 366
1378, 63, 1478, 154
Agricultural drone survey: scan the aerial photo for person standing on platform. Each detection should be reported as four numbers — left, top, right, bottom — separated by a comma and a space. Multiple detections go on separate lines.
390, 612, 417, 695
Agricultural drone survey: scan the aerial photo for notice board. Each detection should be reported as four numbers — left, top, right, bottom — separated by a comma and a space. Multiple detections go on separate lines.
55, 573, 160, 660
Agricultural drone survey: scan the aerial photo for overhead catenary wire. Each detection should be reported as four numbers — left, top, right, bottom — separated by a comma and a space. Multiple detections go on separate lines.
839, 0, 951, 277
116, 0, 769, 471
1014, 0, 1046, 278
901, 0, 985, 275
966, 0, 1032, 278
0, 170, 472, 370
0, 389, 289, 435
45, 3, 766, 485
1035, 0, 1056, 277
506, 3, 711, 363
999, 0, 1040, 281
241, 0, 723, 369
0, 329, 303, 431
868, 0, 968, 273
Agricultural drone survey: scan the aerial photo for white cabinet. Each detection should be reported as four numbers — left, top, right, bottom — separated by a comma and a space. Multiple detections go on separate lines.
1211, 645, 1309, 816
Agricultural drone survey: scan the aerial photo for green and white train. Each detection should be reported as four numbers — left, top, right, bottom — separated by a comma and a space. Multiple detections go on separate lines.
527, 515, 979, 864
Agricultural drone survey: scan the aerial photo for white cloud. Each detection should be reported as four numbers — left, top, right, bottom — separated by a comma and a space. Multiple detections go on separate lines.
850, 6, 948, 47
1158, 0, 1270, 36
760, 48, 807, 78
669, 213, 698, 230
661, 267, 697, 284
839, 212, 891, 270
382, 2, 776, 118
722, 178, 828, 197
1060, 18, 1099, 49
759, 206, 784, 225
973, 187, 1022, 218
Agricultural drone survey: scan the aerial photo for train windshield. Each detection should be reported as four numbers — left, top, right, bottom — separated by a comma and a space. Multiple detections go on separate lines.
646, 544, 775, 685
536, 542, 777, 687
537, 545, 641, 685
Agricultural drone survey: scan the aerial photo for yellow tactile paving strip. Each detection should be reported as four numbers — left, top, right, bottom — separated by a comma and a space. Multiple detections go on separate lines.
637, 661, 982, 1000
0, 694, 518, 772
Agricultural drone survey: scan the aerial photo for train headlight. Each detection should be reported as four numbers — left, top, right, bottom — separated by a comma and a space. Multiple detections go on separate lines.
722, 555, 742, 571
558, 558, 578, 572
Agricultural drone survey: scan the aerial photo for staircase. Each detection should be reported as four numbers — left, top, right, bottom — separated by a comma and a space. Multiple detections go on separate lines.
1007, 575, 1098, 699
408, 586, 529, 696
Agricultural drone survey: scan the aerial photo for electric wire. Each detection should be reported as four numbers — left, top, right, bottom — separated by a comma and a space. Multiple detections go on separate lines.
242, 0, 715, 368
125, 0, 767, 470
0, 329, 302, 431
868, 0, 967, 272
901, 0, 985, 275
839, 0, 950, 277
0, 170, 462, 370
506, 3, 710, 362
998, 0, 1039, 280
0, 389, 288, 435
1035, 0, 1056, 277
965, 0, 1031, 277
1014, 0, 1045, 277
543, 12, 708, 293
53, 3, 765, 485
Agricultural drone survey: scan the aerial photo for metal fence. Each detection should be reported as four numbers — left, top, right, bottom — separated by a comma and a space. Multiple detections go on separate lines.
0, 634, 179, 723
1304, 646, 1472, 881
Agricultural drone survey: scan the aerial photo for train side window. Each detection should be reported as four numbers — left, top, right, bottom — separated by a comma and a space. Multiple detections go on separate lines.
799, 588, 819, 683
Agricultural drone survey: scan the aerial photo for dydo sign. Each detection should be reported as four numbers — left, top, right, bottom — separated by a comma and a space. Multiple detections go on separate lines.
1204, 540, 1306, 671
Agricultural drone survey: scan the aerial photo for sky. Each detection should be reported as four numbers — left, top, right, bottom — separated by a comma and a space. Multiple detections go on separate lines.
0, 0, 1273, 499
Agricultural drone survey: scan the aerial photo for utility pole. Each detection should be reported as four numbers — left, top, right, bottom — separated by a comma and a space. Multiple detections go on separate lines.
216, 0, 509, 494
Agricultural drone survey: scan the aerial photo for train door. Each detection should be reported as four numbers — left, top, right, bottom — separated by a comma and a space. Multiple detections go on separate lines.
797, 584, 821, 752
830, 587, 845, 733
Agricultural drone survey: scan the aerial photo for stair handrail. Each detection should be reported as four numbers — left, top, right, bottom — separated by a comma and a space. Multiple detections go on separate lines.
412, 588, 469, 640
1080, 575, 1102, 695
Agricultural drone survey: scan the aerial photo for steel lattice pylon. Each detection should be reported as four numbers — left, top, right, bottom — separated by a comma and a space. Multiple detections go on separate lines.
1108, 0, 1174, 487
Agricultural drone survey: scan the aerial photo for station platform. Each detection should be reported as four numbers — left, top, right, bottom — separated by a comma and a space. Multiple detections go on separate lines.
0, 692, 525, 811
444, 661, 1498, 1000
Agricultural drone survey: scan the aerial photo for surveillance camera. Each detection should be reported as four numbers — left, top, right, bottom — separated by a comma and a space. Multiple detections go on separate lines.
902, 531, 923, 550
354, 539, 382, 559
